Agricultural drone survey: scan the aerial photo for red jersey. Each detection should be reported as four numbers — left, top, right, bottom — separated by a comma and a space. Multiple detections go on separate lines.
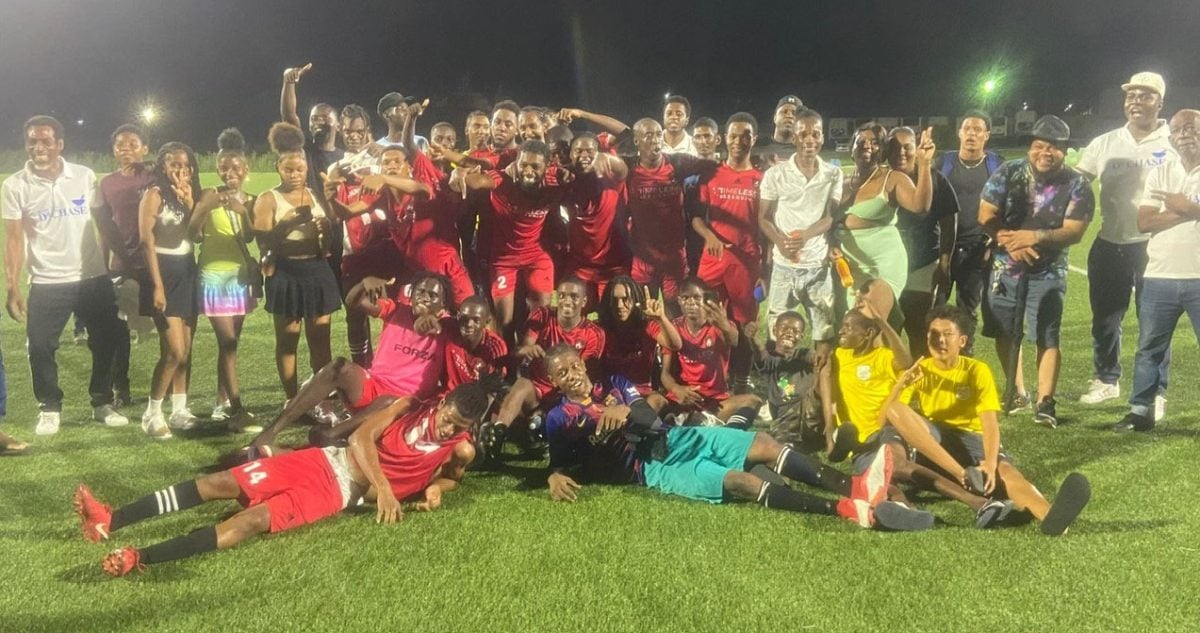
398, 151, 461, 262
525, 306, 606, 392
663, 317, 729, 398
626, 154, 716, 265
699, 164, 763, 255
443, 328, 508, 392
486, 170, 565, 266
338, 180, 405, 256
376, 404, 470, 500
600, 320, 662, 390
565, 172, 629, 271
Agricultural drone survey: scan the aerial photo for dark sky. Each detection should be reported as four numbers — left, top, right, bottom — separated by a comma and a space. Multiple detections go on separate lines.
2, 0, 1198, 152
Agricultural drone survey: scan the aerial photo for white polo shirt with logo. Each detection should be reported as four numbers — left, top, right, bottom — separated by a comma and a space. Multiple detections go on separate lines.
1, 159, 107, 284
759, 154, 843, 268
1077, 121, 1175, 244
1137, 158, 1200, 279
661, 131, 698, 157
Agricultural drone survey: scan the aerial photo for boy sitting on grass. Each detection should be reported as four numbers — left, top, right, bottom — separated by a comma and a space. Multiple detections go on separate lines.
660, 277, 761, 427
744, 312, 833, 449
884, 305, 1091, 535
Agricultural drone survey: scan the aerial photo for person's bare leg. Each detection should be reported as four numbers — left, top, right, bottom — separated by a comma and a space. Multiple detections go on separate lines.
252, 358, 368, 450
345, 310, 373, 365
644, 391, 668, 412
495, 378, 538, 428
889, 439, 985, 510
149, 315, 185, 400
494, 294, 516, 340
887, 401, 966, 482
304, 315, 333, 376
169, 319, 194, 399
995, 337, 1026, 397
273, 315, 302, 399
996, 461, 1051, 520
210, 315, 244, 411
1036, 346, 1061, 400
527, 291, 551, 312
308, 396, 402, 446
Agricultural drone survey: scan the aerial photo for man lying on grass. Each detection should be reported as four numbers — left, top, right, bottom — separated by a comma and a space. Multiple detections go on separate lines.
883, 305, 1091, 535
540, 343, 933, 531
73, 381, 491, 576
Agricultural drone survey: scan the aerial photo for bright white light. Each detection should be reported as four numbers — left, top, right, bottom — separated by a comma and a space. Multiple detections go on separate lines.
76, 119, 85, 126
664, 92, 670, 100
1064, 103, 1074, 113
141, 106, 158, 124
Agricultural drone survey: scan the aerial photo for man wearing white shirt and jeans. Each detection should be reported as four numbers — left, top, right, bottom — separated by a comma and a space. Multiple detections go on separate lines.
758, 109, 842, 358
1077, 72, 1175, 412
2, 116, 128, 436
1114, 109, 1200, 432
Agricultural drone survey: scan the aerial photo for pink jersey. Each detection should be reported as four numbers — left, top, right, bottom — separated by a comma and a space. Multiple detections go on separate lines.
372, 298, 453, 399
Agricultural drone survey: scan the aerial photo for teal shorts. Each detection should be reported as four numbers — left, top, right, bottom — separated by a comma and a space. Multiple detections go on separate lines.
642, 426, 755, 504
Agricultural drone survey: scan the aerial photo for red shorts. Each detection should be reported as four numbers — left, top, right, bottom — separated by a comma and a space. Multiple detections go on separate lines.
407, 245, 475, 307
631, 253, 686, 302
342, 241, 407, 294
232, 447, 347, 533
567, 263, 627, 311
696, 250, 760, 324
347, 370, 397, 411
490, 252, 555, 299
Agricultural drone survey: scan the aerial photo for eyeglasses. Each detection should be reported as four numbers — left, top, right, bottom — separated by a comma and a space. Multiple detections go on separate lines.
1124, 91, 1159, 105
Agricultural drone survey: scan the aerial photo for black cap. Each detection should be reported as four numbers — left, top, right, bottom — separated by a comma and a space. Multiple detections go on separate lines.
1030, 115, 1071, 145
377, 92, 415, 116
776, 95, 804, 111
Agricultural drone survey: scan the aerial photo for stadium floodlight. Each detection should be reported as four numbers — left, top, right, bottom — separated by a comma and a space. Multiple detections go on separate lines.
983, 79, 997, 94
140, 106, 158, 124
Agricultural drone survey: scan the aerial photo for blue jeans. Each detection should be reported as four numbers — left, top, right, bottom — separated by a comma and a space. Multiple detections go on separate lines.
1088, 238, 1170, 386
1129, 278, 1200, 416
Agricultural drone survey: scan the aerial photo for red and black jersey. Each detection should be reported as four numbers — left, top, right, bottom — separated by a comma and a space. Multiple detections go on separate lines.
564, 172, 630, 271
625, 154, 717, 265
443, 328, 508, 392
338, 180, 405, 256
375, 404, 469, 500
663, 317, 729, 398
485, 170, 566, 266
525, 306, 606, 392
600, 320, 661, 391
699, 164, 764, 256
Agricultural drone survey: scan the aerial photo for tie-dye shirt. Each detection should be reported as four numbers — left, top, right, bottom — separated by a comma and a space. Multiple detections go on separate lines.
981, 159, 1095, 278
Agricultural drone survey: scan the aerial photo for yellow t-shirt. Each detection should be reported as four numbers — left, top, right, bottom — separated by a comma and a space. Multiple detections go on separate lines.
835, 346, 897, 443
901, 356, 1001, 434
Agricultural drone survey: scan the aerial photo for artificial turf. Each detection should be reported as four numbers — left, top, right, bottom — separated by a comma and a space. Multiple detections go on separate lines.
0, 172, 1197, 632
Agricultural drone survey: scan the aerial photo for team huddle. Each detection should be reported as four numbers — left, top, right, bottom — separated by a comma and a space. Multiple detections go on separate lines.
10, 64, 1200, 576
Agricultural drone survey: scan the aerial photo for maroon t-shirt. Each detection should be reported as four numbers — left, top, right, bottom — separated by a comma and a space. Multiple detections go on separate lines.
98, 164, 155, 273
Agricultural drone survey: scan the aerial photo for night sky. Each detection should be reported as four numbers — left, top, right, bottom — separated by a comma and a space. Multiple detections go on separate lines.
2, 0, 1197, 152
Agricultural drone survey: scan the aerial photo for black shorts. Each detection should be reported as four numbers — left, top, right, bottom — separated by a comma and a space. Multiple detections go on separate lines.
981, 267, 1065, 348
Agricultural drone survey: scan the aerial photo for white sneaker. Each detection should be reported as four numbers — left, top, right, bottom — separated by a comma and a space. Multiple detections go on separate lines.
141, 412, 173, 439
1079, 379, 1120, 404
1155, 395, 1166, 422
210, 403, 232, 422
758, 403, 774, 423
35, 411, 61, 436
92, 405, 129, 428
311, 401, 343, 427
168, 408, 198, 431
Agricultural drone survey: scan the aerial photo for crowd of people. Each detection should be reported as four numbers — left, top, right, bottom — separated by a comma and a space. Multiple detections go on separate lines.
2, 65, 1196, 576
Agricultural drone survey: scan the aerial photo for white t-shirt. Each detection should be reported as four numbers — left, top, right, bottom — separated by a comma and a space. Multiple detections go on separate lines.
661, 131, 698, 157
1077, 121, 1175, 244
759, 155, 843, 268
1, 159, 107, 284
1137, 158, 1200, 279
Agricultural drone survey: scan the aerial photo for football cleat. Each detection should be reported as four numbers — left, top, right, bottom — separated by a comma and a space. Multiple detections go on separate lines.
102, 547, 144, 577
74, 484, 113, 543
850, 445, 893, 507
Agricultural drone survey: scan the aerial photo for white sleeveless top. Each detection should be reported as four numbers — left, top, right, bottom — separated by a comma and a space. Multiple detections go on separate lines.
269, 188, 328, 243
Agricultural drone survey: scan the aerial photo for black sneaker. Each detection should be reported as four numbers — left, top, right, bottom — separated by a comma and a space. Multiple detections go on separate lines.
1034, 397, 1058, 429
1041, 472, 1091, 536
827, 423, 859, 463
873, 501, 935, 532
974, 499, 1014, 529
1004, 392, 1031, 415
1111, 412, 1154, 433
963, 466, 987, 495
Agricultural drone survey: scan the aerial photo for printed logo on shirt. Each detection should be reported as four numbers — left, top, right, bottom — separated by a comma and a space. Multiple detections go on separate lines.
632, 183, 682, 200
403, 423, 441, 454
390, 343, 436, 361
34, 196, 89, 224
956, 386, 972, 401
704, 337, 713, 348
856, 365, 871, 381
710, 185, 759, 203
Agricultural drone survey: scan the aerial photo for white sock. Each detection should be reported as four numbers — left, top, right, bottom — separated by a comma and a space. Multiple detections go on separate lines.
171, 393, 188, 412
146, 399, 163, 416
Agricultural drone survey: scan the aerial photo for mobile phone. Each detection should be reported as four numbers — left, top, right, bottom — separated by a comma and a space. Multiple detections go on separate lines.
294, 205, 313, 221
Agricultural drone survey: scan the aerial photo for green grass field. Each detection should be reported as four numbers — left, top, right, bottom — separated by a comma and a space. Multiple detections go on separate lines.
1, 172, 1198, 632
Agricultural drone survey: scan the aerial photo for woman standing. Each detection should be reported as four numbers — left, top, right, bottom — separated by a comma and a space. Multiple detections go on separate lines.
189, 128, 258, 431
833, 124, 935, 307
138, 143, 201, 439
252, 123, 341, 402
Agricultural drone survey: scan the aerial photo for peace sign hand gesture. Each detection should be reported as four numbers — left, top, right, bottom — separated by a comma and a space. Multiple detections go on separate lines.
915, 127, 936, 166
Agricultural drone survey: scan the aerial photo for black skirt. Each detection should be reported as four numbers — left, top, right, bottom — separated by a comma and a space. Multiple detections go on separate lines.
265, 257, 343, 319
139, 253, 197, 319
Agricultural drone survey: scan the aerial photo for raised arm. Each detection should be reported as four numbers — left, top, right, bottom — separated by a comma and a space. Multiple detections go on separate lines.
345, 276, 391, 318
348, 396, 418, 523
889, 128, 935, 213
279, 63, 311, 127
557, 108, 629, 135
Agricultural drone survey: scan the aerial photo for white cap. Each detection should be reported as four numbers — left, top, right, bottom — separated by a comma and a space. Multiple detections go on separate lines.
1122, 71, 1166, 98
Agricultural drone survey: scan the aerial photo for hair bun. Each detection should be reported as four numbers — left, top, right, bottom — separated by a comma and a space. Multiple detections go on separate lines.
218, 127, 246, 153
268, 122, 305, 154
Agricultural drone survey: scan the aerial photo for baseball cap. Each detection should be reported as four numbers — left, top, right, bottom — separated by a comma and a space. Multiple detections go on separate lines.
1121, 71, 1166, 98
776, 95, 804, 111
377, 92, 416, 116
